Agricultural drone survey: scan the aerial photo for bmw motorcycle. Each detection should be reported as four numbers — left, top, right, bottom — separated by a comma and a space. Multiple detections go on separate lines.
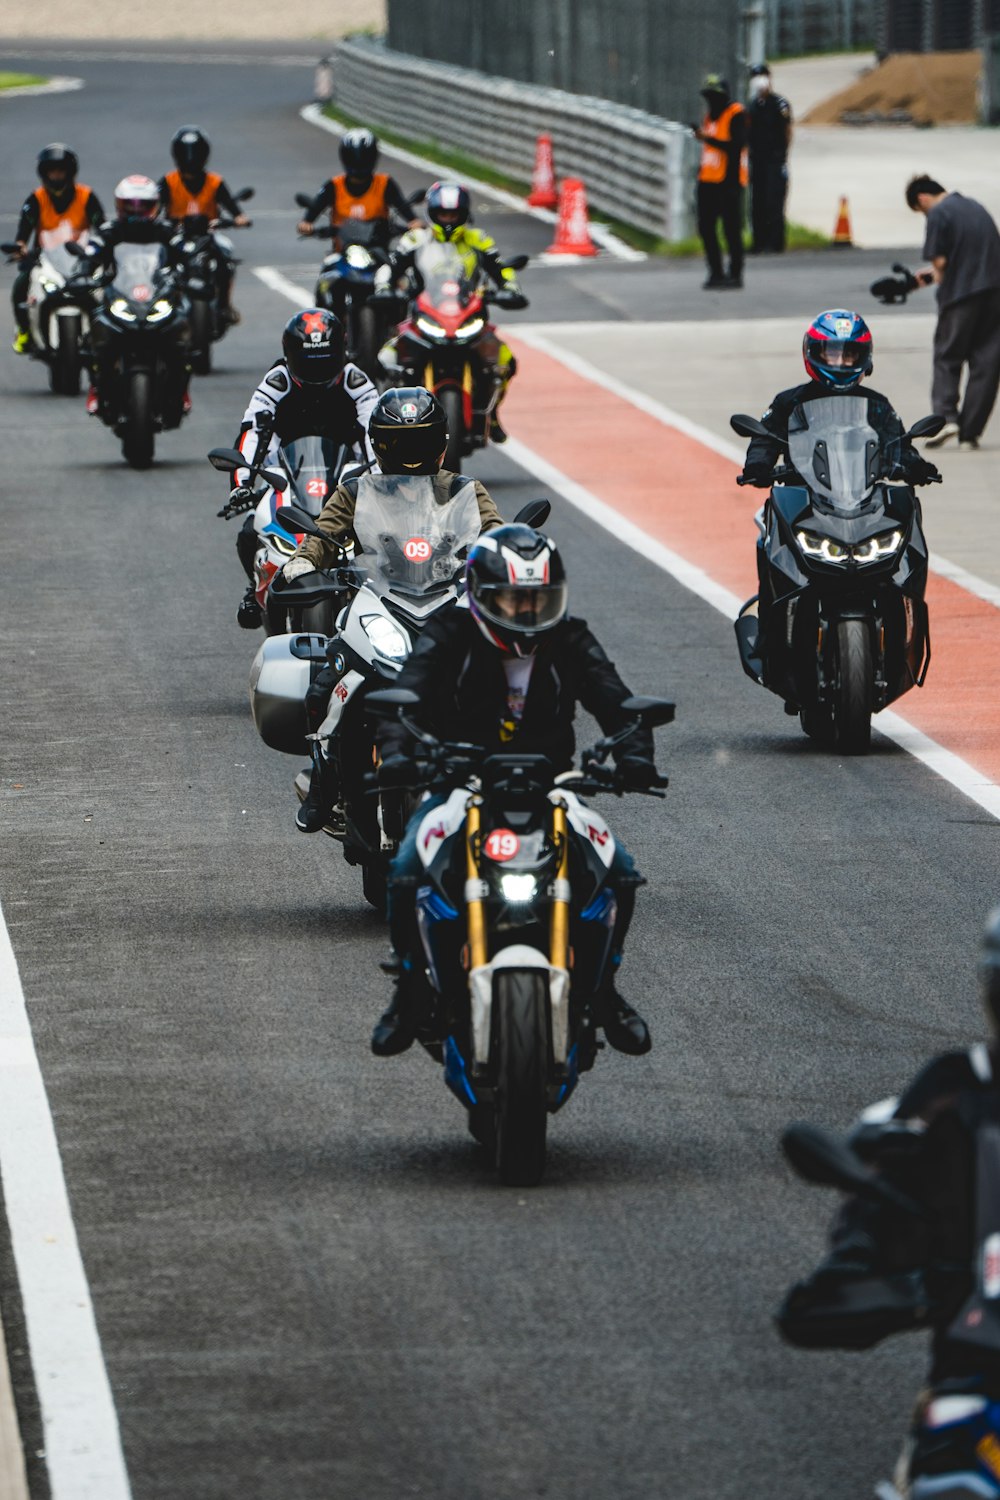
173, 187, 253, 374
363, 689, 674, 1187
378, 240, 528, 470
781, 1120, 1000, 1500
208, 434, 357, 636
85, 240, 192, 469
2, 235, 105, 394
731, 400, 944, 754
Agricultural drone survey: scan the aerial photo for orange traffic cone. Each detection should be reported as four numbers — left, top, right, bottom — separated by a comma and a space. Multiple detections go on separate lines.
527, 133, 558, 209
546, 178, 598, 257
832, 196, 853, 247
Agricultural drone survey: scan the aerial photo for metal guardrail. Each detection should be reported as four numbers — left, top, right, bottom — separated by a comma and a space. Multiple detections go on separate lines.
329, 36, 700, 243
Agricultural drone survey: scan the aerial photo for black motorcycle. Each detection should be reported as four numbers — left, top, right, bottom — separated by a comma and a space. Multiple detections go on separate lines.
81, 239, 191, 469
174, 187, 253, 374
731, 399, 943, 754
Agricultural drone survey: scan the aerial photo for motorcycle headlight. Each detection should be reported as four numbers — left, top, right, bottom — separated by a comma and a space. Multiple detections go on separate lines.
416, 315, 446, 338
499, 873, 538, 903
109, 297, 137, 323
455, 316, 485, 339
795, 529, 850, 564
145, 299, 173, 323
345, 245, 373, 269
41, 279, 61, 295
852, 529, 904, 565
361, 613, 409, 661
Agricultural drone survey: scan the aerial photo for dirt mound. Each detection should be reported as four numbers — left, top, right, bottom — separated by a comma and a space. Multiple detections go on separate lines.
804, 51, 980, 126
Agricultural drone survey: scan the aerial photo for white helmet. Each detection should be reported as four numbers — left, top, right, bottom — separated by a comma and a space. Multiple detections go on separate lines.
114, 174, 160, 222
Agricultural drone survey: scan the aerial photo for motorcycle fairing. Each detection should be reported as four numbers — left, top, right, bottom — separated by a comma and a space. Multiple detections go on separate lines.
316, 667, 366, 737
787, 395, 880, 512
352, 472, 481, 597
554, 789, 616, 870
416, 786, 470, 870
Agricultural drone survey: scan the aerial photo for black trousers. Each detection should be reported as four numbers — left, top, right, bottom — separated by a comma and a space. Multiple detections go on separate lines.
932, 288, 1000, 442
697, 182, 744, 281
750, 158, 787, 252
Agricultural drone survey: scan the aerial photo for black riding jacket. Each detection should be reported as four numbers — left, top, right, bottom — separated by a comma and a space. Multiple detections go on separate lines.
745, 381, 925, 483
379, 604, 654, 771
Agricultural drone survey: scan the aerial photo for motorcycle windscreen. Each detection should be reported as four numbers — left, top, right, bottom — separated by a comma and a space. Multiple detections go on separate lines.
413, 240, 481, 314
352, 472, 482, 597
278, 435, 350, 516
110, 243, 168, 302
787, 395, 880, 513
38, 242, 84, 280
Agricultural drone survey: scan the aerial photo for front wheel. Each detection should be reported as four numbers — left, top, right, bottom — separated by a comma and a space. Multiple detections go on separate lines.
494, 970, 549, 1188
189, 300, 213, 375
122, 369, 154, 469
50, 316, 81, 395
353, 302, 381, 381
833, 618, 873, 755
441, 386, 465, 473
362, 861, 387, 916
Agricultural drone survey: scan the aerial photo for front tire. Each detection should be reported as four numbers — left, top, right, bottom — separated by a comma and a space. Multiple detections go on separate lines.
441, 387, 465, 473
354, 302, 380, 380
190, 301, 213, 375
494, 971, 549, 1188
122, 370, 154, 469
50, 317, 81, 395
362, 861, 387, 916
833, 618, 873, 755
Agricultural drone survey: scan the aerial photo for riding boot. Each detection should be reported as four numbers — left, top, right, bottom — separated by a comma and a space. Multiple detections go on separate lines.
371, 965, 423, 1056
295, 742, 340, 833
236, 584, 261, 630
600, 987, 652, 1055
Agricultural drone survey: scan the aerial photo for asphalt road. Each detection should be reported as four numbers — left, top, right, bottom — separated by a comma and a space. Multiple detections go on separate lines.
1, 44, 998, 1500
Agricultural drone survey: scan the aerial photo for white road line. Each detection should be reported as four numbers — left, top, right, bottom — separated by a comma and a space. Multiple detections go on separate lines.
0, 911, 132, 1499
256, 257, 1000, 822
299, 103, 646, 263
513, 325, 1000, 613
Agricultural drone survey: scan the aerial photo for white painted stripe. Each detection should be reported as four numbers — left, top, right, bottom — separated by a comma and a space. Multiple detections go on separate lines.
299, 103, 645, 263
513, 324, 1000, 612
252, 265, 311, 308
0, 76, 83, 98
0, 910, 132, 1498
256, 245, 1000, 822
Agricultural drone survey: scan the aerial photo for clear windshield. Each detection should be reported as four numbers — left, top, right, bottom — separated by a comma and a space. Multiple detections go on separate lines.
414, 241, 481, 313
352, 472, 482, 598
786, 395, 880, 512
277, 436, 350, 517
39, 241, 86, 278
110, 243, 170, 302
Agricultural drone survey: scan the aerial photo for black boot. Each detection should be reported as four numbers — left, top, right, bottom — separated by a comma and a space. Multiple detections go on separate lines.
295, 748, 339, 833
599, 986, 651, 1056
371, 974, 419, 1056
236, 584, 261, 630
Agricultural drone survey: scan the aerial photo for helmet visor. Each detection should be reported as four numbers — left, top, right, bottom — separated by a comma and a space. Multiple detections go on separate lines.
117, 198, 159, 220
473, 581, 568, 634
806, 336, 868, 372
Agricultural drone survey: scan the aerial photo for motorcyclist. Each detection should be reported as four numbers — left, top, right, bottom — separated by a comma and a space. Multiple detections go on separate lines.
373, 181, 528, 442
229, 307, 379, 628
84, 175, 193, 417
369, 524, 665, 1059
776, 908, 1000, 1495
10, 144, 104, 354
738, 310, 940, 609
279, 385, 503, 832
296, 127, 422, 248
159, 126, 250, 324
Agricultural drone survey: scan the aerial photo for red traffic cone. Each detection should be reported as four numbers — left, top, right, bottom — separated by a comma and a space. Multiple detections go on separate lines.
832, 196, 853, 247
547, 178, 598, 257
527, 133, 558, 209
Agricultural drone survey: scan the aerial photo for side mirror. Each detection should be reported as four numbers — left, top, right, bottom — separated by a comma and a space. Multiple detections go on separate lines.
261, 468, 288, 493
504, 254, 529, 271
274, 504, 319, 534
513, 499, 551, 528
236, 186, 255, 203
367, 687, 421, 714
0, 241, 19, 255
907, 414, 945, 440
730, 413, 769, 439
294, 191, 314, 210
408, 187, 427, 206
620, 695, 676, 727
207, 446, 244, 471
781, 1123, 926, 1218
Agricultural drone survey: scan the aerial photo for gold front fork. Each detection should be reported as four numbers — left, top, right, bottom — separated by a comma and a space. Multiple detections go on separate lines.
465, 798, 488, 970
549, 800, 570, 968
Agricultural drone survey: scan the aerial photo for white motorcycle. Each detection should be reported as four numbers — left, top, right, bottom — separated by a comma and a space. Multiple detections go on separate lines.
2, 232, 104, 394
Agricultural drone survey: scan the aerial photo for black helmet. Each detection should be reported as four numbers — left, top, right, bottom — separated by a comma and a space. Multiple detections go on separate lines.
369, 387, 447, 474
37, 143, 78, 183
467, 524, 568, 656
427, 181, 471, 241
281, 308, 346, 386
171, 126, 210, 173
339, 128, 378, 177
981, 907, 1000, 1036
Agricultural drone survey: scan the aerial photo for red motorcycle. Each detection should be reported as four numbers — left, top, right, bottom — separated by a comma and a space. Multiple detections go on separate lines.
380, 240, 527, 470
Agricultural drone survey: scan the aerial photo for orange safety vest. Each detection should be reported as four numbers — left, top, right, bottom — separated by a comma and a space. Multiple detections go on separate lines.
164, 169, 223, 219
698, 103, 749, 187
330, 172, 391, 224
32, 183, 94, 244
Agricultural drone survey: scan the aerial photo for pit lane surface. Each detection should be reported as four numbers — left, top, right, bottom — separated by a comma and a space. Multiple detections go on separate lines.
2, 44, 999, 1500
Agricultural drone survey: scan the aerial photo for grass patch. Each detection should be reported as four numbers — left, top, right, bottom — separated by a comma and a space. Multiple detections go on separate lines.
321, 101, 829, 254
0, 72, 46, 89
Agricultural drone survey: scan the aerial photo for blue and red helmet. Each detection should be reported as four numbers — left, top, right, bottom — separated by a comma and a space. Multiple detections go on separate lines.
803, 309, 873, 390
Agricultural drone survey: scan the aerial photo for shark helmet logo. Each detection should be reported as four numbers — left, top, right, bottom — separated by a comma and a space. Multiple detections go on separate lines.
300, 311, 328, 337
